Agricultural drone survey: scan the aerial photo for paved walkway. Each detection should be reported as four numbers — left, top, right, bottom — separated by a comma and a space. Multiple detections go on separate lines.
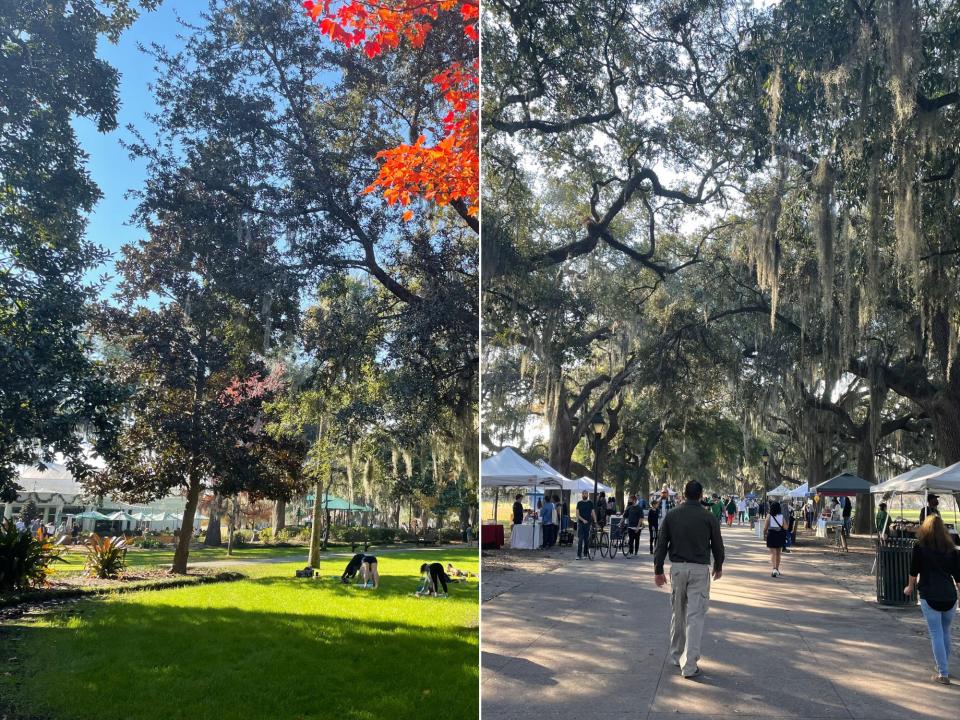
481, 525, 959, 719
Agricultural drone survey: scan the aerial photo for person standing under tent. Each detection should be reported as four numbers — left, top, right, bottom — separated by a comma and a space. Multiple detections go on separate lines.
512, 494, 524, 527
841, 496, 852, 537
876, 502, 891, 537
539, 496, 556, 549
919, 494, 941, 524
805, 496, 815, 529
903, 515, 960, 685
653, 480, 724, 679
624, 495, 644, 557
575, 490, 596, 561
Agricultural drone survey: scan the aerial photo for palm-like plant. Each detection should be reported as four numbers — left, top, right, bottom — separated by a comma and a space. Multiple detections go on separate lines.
0, 522, 64, 592
84, 534, 128, 579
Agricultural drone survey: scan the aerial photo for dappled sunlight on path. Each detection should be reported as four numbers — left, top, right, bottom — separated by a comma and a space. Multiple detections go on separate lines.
481, 525, 959, 719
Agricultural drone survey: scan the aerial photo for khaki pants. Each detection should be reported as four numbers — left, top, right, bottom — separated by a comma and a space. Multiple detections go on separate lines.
668, 563, 711, 675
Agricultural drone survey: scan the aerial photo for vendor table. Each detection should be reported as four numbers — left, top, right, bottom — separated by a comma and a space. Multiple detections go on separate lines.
481, 523, 504, 549
510, 521, 542, 550
816, 519, 845, 538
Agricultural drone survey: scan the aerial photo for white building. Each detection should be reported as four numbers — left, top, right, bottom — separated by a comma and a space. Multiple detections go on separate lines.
1, 455, 201, 533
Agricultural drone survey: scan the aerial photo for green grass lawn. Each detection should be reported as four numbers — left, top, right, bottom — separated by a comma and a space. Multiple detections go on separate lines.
1, 549, 479, 720
54, 544, 312, 575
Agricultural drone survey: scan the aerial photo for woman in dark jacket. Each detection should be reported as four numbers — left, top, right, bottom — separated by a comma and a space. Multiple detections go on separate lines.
904, 514, 960, 684
647, 500, 660, 554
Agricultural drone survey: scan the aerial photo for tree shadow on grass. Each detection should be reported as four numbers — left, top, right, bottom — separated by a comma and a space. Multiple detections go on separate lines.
248, 573, 479, 602
2, 603, 478, 720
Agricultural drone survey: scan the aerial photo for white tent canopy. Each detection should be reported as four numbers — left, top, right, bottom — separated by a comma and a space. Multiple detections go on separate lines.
786, 482, 811, 498
481, 448, 559, 487
871, 463, 960, 495
572, 476, 614, 494
767, 482, 794, 498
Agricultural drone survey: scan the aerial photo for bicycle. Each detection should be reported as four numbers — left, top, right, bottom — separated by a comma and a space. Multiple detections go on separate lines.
586, 524, 607, 560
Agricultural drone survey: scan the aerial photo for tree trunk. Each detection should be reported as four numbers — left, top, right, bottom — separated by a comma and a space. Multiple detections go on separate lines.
171, 471, 201, 574
929, 394, 960, 465
204, 493, 223, 547
346, 444, 355, 505
308, 480, 324, 568
548, 385, 577, 475
272, 497, 286, 535
853, 436, 875, 535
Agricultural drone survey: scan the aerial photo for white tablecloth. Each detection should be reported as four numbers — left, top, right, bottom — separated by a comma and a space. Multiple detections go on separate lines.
510, 522, 542, 549
816, 519, 843, 538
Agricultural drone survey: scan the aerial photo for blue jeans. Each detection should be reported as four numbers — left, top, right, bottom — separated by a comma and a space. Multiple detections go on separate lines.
920, 598, 956, 676
577, 522, 590, 557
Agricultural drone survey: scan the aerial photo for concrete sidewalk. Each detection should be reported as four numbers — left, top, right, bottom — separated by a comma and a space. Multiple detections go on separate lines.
481, 525, 959, 719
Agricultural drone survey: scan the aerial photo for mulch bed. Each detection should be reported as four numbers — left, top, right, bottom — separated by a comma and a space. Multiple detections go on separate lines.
0, 571, 245, 622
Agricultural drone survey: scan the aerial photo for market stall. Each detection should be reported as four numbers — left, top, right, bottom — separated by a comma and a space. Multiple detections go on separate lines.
481, 447, 560, 549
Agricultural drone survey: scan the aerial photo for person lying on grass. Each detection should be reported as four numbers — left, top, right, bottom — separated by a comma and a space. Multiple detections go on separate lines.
416, 562, 452, 597
446, 563, 476, 580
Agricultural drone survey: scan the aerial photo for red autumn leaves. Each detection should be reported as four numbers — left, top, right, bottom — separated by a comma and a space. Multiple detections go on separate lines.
303, 1, 478, 223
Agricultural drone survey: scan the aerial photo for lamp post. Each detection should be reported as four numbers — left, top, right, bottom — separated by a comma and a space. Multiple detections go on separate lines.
761, 449, 770, 516
591, 412, 605, 503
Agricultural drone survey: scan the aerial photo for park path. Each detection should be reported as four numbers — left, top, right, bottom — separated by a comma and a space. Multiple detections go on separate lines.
481, 525, 959, 719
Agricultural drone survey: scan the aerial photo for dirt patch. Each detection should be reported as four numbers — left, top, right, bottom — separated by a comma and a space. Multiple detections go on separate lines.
481, 548, 573, 602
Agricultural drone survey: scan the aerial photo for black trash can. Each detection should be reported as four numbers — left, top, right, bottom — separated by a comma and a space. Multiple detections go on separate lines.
876, 537, 918, 606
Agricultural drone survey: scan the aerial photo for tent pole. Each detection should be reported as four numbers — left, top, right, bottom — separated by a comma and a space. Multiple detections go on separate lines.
493, 487, 499, 524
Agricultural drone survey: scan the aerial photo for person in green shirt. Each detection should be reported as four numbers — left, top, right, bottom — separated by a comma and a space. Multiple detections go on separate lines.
709, 494, 724, 524
876, 502, 890, 536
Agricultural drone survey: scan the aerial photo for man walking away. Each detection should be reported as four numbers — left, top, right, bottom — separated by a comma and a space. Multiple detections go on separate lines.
654, 480, 725, 679
576, 491, 596, 560
841, 496, 852, 537
624, 495, 644, 557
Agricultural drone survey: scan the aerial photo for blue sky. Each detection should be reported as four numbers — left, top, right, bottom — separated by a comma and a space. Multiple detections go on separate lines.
74, 2, 206, 295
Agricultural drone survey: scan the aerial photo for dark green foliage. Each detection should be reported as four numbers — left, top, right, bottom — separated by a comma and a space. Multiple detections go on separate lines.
0, 1, 159, 501
0, 521, 63, 592
19, 499, 39, 523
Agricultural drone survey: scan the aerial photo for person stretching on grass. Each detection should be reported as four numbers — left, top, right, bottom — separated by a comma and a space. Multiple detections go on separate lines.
341, 553, 365, 584
418, 562, 452, 596
360, 554, 379, 589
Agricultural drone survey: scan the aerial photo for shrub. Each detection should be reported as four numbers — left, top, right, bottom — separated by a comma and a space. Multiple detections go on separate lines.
232, 530, 253, 547
84, 534, 128, 579
138, 537, 165, 549
257, 528, 273, 544
275, 529, 291, 544
368, 528, 395, 544
438, 528, 461, 543
0, 523, 63, 592
299, 527, 312, 541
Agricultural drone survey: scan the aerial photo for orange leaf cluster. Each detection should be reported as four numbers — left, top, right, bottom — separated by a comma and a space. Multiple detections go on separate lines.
303, 1, 478, 221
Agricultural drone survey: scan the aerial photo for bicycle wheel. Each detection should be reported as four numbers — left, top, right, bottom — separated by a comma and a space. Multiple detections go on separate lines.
599, 531, 609, 558
586, 533, 596, 560
609, 533, 618, 558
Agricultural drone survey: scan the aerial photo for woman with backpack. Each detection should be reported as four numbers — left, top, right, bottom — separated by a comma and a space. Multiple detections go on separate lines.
903, 514, 960, 684
764, 501, 787, 577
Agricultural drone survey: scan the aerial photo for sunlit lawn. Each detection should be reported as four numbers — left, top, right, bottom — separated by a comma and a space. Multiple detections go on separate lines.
1, 549, 478, 720
53, 544, 312, 575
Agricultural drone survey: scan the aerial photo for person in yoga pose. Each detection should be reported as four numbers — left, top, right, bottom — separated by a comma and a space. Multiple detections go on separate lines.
418, 562, 452, 596
340, 553, 365, 584
360, 554, 379, 588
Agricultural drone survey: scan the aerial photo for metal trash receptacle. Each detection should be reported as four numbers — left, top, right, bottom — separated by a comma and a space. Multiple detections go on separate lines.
876, 538, 917, 606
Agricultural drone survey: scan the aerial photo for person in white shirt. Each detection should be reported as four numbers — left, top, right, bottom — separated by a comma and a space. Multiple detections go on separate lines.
736, 498, 748, 525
